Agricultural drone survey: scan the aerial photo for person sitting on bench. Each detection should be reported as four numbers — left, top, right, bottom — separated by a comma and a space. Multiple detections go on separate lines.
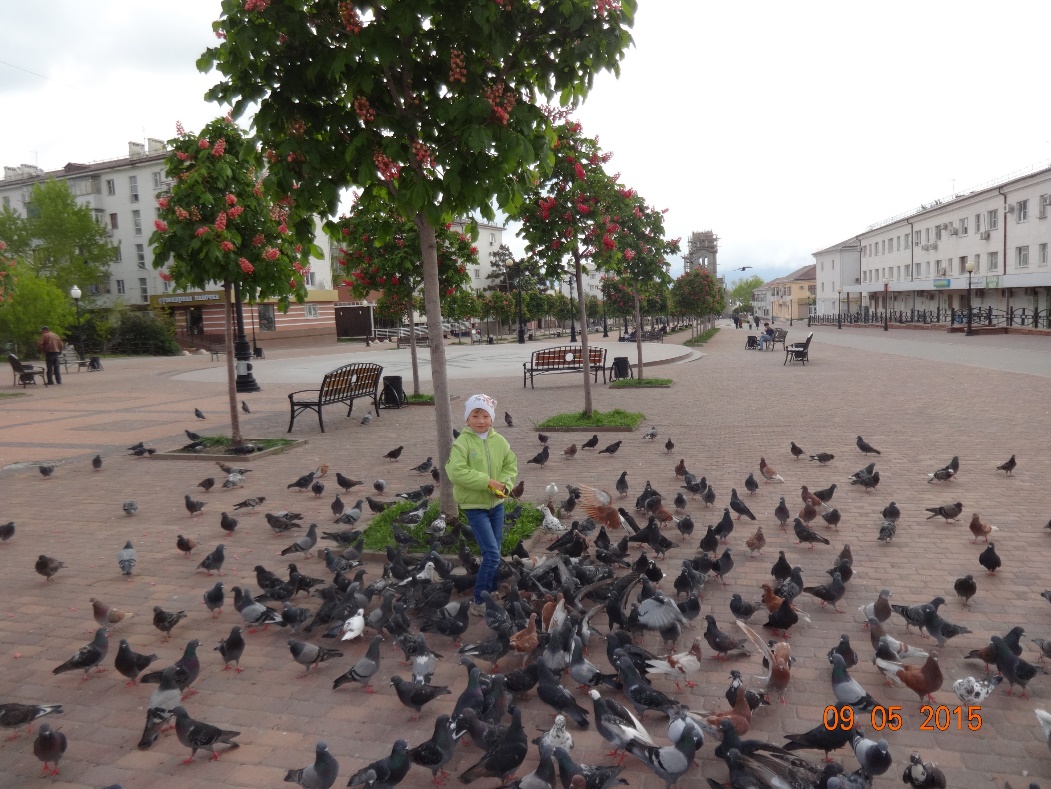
757, 322, 775, 350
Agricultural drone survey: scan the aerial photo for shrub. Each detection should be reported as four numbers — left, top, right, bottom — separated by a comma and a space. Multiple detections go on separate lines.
110, 310, 180, 356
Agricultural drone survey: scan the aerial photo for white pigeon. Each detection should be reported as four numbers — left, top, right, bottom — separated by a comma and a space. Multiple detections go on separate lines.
646, 639, 704, 689
540, 505, 564, 532
340, 609, 366, 642
223, 473, 245, 489
545, 482, 559, 498
413, 561, 436, 582
360, 410, 373, 426
1036, 709, 1051, 751
953, 674, 1003, 704
535, 714, 574, 752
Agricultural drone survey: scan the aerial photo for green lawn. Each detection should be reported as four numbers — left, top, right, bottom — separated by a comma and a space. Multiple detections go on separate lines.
684, 327, 720, 347
363, 499, 541, 554
536, 408, 645, 429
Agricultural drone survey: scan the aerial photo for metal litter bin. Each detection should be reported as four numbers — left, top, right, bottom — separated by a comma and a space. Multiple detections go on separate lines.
611, 356, 632, 381
380, 375, 407, 409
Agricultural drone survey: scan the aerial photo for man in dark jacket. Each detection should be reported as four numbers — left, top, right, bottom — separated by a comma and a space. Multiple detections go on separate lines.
37, 326, 64, 385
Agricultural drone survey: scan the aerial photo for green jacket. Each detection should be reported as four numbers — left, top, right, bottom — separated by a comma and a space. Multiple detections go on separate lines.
445, 428, 518, 510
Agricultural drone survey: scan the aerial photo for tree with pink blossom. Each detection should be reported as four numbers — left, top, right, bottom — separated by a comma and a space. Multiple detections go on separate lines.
202, 0, 637, 513
672, 267, 724, 336
150, 117, 309, 443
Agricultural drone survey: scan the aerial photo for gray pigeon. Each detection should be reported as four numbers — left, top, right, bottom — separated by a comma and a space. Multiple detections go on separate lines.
122, 500, 138, 516
194, 408, 206, 420
851, 729, 892, 776
172, 706, 240, 763
0, 702, 63, 738
288, 639, 343, 675
52, 627, 109, 677
625, 724, 700, 789
285, 741, 339, 789
232, 586, 282, 630
829, 652, 878, 710
360, 409, 373, 426
137, 666, 181, 748
33, 723, 67, 776
117, 541, 136, 576
281, 523, 318, 558
333, 635, 383, 691
215, 626, 246, 672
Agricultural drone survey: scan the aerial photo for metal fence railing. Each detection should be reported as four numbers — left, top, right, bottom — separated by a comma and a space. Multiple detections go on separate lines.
809, 308, 1051, 330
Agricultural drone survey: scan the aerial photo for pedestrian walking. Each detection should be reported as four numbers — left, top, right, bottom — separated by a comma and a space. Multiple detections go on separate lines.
37, 326, 64, 385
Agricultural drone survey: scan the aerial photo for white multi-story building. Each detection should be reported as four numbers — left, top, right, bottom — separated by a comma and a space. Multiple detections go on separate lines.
815, 163, 1051, 321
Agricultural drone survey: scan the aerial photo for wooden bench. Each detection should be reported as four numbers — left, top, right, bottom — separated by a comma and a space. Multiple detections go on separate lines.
397, 334, 428, 349
210, 344, 227, 361
640, 330, 664, 343
287, 362, 383, 432
784, 332, 814, 365
8, 353, 46, 387
58, 346, 94, 373
523, 345, 607, 389
770, 328, 788, 351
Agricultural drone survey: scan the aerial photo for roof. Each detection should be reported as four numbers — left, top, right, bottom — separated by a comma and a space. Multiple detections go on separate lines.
757, 264, 816, 289
812, 237, 860, 256
2, 151, 168, 185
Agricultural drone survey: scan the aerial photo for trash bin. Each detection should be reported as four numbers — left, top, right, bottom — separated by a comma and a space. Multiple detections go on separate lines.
611, 357, 632, 381
746, 335, 758, 350
380, 375, 407, 409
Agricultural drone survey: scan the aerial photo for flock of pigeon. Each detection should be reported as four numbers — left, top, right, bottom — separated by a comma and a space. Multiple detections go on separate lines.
3, 410, 1050, 789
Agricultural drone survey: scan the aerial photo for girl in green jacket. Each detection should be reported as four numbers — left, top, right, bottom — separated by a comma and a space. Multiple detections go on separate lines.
445, 394, 518, 614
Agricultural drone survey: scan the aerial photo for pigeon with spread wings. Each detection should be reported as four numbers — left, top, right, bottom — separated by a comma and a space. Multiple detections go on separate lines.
576, 485, 638, 533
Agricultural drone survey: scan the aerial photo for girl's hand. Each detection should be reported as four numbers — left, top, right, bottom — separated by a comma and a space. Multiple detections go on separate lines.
488, 480, 506, 497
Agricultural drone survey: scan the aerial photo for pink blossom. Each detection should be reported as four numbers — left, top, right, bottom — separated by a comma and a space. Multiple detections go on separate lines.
225, 193, 237, 205
239, 258, 255, 274
175, 207, 189, 220
176, 152, 189, 161
212, 139, 226, 157
623, 249, 636, 260
198, 138, 210, 149
263, 248, 280, 261
277, 223, 288, 234
227, 205, 244, 218
159, 271, 172, 282
154, 220, 169, 232
175, 121, 185, 135
221, 241, 235, 252
157, 197, 169, 209
195, 227, 209, 237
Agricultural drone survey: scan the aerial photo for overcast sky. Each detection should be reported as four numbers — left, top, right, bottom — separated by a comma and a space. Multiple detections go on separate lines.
3, 1, 1051, 289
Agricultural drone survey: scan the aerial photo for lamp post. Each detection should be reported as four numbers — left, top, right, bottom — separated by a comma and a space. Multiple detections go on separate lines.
883, 277, 890, 331
602, 290, 609, 338
515, 279, 525, 344
965, 260, 975, 336
837, 287, 842, 330
566, 274, 577, 343
232, 281, 260, 392
69, 285, 83, 359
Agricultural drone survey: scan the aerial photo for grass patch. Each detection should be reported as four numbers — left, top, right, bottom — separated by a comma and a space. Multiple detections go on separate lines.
683, 327, 720, 347
0, 392, 26, 399
610, 377, 672, 388
406, 393, 435, 404
197, 435, 296, 451
536, 408, 645, 430
363, 499, 542, 555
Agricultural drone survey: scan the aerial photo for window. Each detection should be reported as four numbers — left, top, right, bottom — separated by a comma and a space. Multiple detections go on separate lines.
975, 213, 982, 233
114, 245, 123, 264
1018, 200, 1028, 221
958, 257, 967, 275
925, 261, 930, 276
989, 251, 998, 271
489, 232, 496, 243
152, 171, 162, 189
1040, 243, 1049, 267
935, 260, 941, 275
925, 228, 930, 243
881, 240, 886, 254
904, 264, 911, 278
831, 260, 835, 270
914, 230, 921, 246
162, 279, 171, 293
258, 304, 276, 331
136, 244, 146, 268
1016, 246, 1029, 269
960, 217, 968, 236
474, 268, 481, 278
105, 179, 115, 196
304, 304, 319, 318
1, 196, 8, 209
132, 210, 142, 236
109, 213, 119, 230
116, 279, 125, 295
988, 209, 998, 230
973, 254, 980, 273
896, 266, 901, 280
129, 175, 139, 203
139, 277, 148, 303
935, 226, 942, 241
897, 236, 901, 251
305, 271, 316, 287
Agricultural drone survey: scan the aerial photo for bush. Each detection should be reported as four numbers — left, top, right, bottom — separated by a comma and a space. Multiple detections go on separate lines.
364, 500, 542, 555
110, 310, 180, 356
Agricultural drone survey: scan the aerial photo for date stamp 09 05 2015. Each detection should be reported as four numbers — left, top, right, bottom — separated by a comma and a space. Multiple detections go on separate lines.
823, 704, 982, 732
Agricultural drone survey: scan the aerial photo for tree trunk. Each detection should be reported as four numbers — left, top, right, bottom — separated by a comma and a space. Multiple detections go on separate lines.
633, 286, 645, 381
572, 251, 593, 415
407, 302, 421, 396
223, 281, 242, 443
415, 216, 456, 516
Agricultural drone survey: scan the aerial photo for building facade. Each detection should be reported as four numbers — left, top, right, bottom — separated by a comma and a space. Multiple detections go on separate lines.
815, 164, 1051, 321
683, 231, 719, 279
753, 264, 817, 322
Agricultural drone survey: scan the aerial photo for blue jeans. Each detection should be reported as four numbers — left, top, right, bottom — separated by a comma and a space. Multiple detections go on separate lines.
466, 504, 504, 603
758, 335, 772, 350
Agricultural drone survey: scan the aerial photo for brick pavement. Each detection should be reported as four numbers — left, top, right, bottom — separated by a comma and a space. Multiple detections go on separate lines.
0, 323, 1049, 787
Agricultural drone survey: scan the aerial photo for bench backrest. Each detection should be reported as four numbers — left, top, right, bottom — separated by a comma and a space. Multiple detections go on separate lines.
7, 353, 26, 372
320, 363, 382, 401
773, 328, 788, 341
800, 332, 814, 349
531, 346, 605, 368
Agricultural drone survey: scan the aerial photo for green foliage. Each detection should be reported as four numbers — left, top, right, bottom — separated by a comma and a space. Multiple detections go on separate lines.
150, 117, 309, 309
0, 181, 114, 301
609, 378, 672, 388
363, 500, 541, 555
672, 268, 723, 318
0, 263, 74, 357
729, 274, 765, 310
683, 327, 720, 346
110, 310, 180, 356
536, 409, 645, 429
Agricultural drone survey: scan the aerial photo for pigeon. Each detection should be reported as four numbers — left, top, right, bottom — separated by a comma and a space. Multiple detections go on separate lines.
978, 542, 1001, 574
874, 651, 943, 702
197, 544, 226, 575
198, 477, 215, 492
459, 705, 527, 783
233, 496, 266, 510
729, 489, 755, 520
39, 463, 55, 477
860, 589, 892, 624
744, 527, 765, 557
881, 501, 900, 522
665, 438, 674, 453
53, 627, 109, 678
615, 471, 629, 497
310, 480, 325, 496
91, 598, 133, 629
534, 716, 574, 753
828, 634, 859, 668
954, 575, 977, 606
582, 434, 599, 450
285, 741, 339, 789
136, 665, 182, 749
704, 615, 750, 659
408, 714, 455, 783
968, 513, 997, 543
598, 440, 623, 455
829, 653, 878, 710
589, 688, 655, 757
91, 454, 102, 471
215, 626, 246, 672
759, 457, 784, 482
564, 443, 578, 458
790, 442, 805, 460
821, 508, 842, 529
793, 518, 830, 548
193, 407, 207, 419
232, 586, 282, 630
810, 453, 835, 464
390, 675, 451, 720
773, 497, 790, 528
35, 555, 65, 581
33, 722, 67, 776
117, 541, 136, 576
185, 494, 205, 516
281, 523, 319, 558
152, 607, 187, 642
0, 521, 14, 541
997, 454, 1017, 475
902, 751, 947, 789
203, 581, 225, 617
176, 535, 197, 557
411, 456, 434, 474
803, 571, 846, 612
360, 409, 373, 426
851, 730, 892, 776
140, 639, 202, 698
347, 739, 410, 788
335, 472, 363, 492
172, 706, 240, 763
856, 436, 881, 455
952, 674, 1003, 705
527, 446, 550, 468
743, 472, 759, 495
538, 432, 550, 444
0, 703, 63, 739
122, 500, 138, 517
288, 639, 343, 674
240, 400, 251, 413
928, 468, 955, 483
504, 411, 514, 427
333, 634, 383, 691
384, 446, 404, 462
624, 724, 700, 789
925, 502, 963, 522
537, 663, 590, 728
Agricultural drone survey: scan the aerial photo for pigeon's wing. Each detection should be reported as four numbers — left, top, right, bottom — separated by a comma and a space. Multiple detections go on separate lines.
736, 620, 774, 683
577, 485, 614, 508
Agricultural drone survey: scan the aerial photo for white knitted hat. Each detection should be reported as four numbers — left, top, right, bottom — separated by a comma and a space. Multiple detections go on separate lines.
464, 394, 496, 422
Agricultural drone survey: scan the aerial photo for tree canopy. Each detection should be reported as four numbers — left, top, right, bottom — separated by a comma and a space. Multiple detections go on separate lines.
0, 263, 75, 357
728, 273, 764, 311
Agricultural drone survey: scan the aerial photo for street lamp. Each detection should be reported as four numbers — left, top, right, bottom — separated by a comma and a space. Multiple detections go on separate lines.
965, 260, 975, 336
883, 277, 890, 332
837, 287, 842, 330
601, 287, 609, 338
69, 285, 83, 359
566, 274, 577, 343
233, 281, 260, 392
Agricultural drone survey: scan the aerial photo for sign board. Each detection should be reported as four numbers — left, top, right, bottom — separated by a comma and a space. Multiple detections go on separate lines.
157, 293, 221, 305
984, 275, 999, 289
933, 278, 951, 289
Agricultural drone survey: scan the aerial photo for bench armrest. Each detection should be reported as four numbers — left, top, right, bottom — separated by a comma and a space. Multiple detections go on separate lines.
288, 388, 322, 401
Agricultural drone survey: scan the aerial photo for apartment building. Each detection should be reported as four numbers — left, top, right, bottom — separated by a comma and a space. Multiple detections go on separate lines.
752, 264, 817, 322
814, 164, 1051, 319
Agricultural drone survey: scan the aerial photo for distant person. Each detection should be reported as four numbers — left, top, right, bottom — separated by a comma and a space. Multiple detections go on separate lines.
733, 315, 740, 329
754, 316, 761, 329
37, 326, 64, 385
757, 322, 775, 350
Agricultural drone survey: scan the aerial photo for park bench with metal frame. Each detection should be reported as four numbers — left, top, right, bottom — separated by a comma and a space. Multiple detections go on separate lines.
523, 345, 607, 388
784, 332, 814, 365
287, 362, 383, 432
59, 346, 95, 373
8, 353, 47, 387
